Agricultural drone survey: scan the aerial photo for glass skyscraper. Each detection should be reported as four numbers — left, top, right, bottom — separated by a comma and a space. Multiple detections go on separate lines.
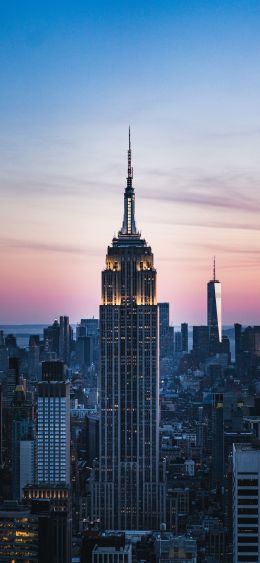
207, 258, 222, 354
92, 130, 165, 530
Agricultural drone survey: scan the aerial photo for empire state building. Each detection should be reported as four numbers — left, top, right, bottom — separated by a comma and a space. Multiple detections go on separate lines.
92, 130, 165, 530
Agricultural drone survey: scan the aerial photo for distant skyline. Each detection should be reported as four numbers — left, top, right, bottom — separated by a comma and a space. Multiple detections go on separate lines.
0, 1, 260, 324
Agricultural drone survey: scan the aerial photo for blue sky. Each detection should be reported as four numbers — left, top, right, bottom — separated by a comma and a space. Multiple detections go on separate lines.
0, 1, 260, 323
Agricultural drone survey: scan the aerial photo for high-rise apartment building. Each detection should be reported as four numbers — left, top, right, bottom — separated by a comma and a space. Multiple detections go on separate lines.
233, 444, 260, 563
36, 361, 70, 485
92, 130, 165, 530
207, 258, 222, 355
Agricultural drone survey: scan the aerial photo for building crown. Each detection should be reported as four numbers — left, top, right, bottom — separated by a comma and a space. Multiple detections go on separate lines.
119, 128, 139, 237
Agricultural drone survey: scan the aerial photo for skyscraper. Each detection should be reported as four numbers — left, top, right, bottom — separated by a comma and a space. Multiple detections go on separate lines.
92, 130, 165, 530
211, 393, 224, 489
59, 316, 72, 365
181, 323, 188, 353
207, 258, 222, 355
11, 384, 34, 499
193, 326, 209, 362
158, 303, 170, 357
233, 444, 260, 563
36, 361, 70, 485
0, 384, 2, 467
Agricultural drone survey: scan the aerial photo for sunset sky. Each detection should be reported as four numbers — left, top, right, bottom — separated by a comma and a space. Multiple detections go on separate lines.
0, 1, 260, 325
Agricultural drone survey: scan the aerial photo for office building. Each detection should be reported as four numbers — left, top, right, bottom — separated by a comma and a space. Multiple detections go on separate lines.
0, 502, 39, 562
159, 302, 170, 357
181, 322, 188, 353
28, 335, 40, 382
86, 413, 99, 466
207, 258, 222, 354
23, 484, 72, 563
36, 361, 70, 485
11, 384, 34, 499
76, 336, 93, 369
235, 324, 260, 380
5, 357, 20, 408
59, 315, 72, 365
92, 131, 165, 530
211, 393, 224, 488
0, 384, 2, 467
44, 320, 60, 356
80, 318, 99, 337
174, 331, 182, 354
154, 534, 197, 562
193, 326, 209, 362
233, 444, 260, 563
0, 497, 71, 563
92, 544, 132, 563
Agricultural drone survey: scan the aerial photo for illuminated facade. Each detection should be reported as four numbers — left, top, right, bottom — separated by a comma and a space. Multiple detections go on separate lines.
0, 508, 39, 562
36, 361, 70, 485
207, 258, 222, 354
92, 130, 165, 530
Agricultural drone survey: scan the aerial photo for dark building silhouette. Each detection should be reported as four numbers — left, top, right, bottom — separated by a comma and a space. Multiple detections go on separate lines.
24, 486, 72, 563
159, 302, 170, 357
5, 334, 17, 351
5, 357, 20, 408
0, 496, 71, 563
76, 336, 93, 369
211, 393, 224, 488
181, 322, 188, 353
28, 335, 40, 382
174, 331, 182, 354
42, 360, 65, 382
0, 384, 2, 467
44, 320, 60, 356
59, 316, 72, 365
193, 326, 209, 362
86, 413, 99, 467
11, 384, 34, 499
235, 324, 260, 379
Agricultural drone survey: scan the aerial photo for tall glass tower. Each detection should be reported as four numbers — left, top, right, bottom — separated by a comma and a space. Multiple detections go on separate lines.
92, 130, 165, 530
207, 258, 222, 354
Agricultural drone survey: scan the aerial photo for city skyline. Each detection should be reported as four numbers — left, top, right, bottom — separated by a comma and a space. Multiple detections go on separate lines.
1, 1, 260, 325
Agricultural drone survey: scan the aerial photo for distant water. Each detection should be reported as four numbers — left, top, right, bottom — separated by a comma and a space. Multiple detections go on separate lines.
0, 324, 235, 358
0, 325, 48, 348
0, 324, 77, 349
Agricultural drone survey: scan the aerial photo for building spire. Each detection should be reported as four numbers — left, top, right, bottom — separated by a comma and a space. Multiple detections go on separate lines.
119, 128, 137, 236
127, 126, 133, 188
213, 256, 216, 282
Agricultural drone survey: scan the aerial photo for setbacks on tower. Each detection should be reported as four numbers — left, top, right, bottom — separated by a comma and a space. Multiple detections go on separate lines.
92, 129, 165, 530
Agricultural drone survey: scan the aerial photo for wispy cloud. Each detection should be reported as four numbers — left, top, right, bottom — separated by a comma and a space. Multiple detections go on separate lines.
140, 169, 260, 214
0, 237, 102, 257
0, 174, 117, 199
